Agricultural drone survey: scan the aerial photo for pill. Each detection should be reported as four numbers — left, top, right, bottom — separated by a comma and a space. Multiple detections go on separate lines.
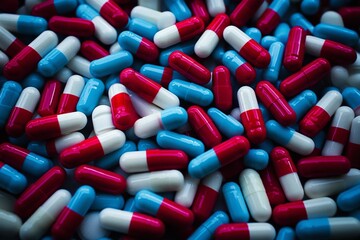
256, 0, 290, 35
0, 13, 47, 35
164, 0, 192, 21
222, 50, 256, 85
130, 6, 176, 30
0, 26, 25, 58
0, 161, 27, 194
31, 0, 77, 19
283, 26, 306, 72
48, 16, 95, 37
222, 182, 250, 223
212, 65, 232, 112
230, 0, 264, 27
57, 75, 85, 114
189, 211, 229, 240
174, 174, 200, 208
214, 223, 276, 240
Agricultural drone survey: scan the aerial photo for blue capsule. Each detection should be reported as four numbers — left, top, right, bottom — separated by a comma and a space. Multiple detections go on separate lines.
289, 13, 314, 34
169, 79, 213, 106
313, 23, 359, 47
274, 23, 290, 44
222, 182, 249, 223
16, 15, 47, 35
289, 90, 317, 122
90, 50, 133, 78
188, 211, 229, 240
263, 41, 285, 82
68, 185, 96, 216
91, 194, 124, 211
77, 78, 105, 116
156, 130, 205, 157
95, 141, 136, 170
53, 0, 78, 14
276, 227, 296, 240
164, 0, 192, 21
261, 36, 278, 49
243, 149, 269, 170
0, 81, 22, 128
21, 73, 45, 90
137, 139, 159, 151
159, 39, 196, 66
342, 87, 360, 116
207, 108, 244, 138
0, 162, 27, 194
337, 184, 360, 212
76, 4, 99, 21
301, 0, 321, 15
245, 27, 262, 43
128, 18, 158, 40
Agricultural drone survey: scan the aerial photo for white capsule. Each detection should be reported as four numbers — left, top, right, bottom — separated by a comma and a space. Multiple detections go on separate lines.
206, 0, 226, 17
67, 55, 93, 78
175, 174, 200, 208
0, 209, 22, 239
92, 105, 115, 135
304, 197, 337, 218
129, 91, 161, 117
52, 132, 85, 155
138, 0, 161, 11
0, 190, 16, 212
279, 172, 304, 202
331, 66, 349, 90
130, 6, 176, 30
78, 212, 110, 240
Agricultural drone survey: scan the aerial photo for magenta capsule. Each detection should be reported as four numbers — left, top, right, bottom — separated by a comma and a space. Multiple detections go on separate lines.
26, 112, 87, 141
297, 156, 351, 178
37, 80, 63, 117
187, 105, 222, 149
87, 0, 129, 29
256, 81, 296, 126
14, 166, 66, 219
108, 83, 139, 131
154, 16, 205, 48
120, 149, 189, 173
192, 171, 222, 224
187, 0, 210, 24
212, 66, 232, 112
0, 26, 25, 58
260, 164, 287, 206
57, 75, 85, 114
224, 26, 270, 68
3, 31, 58, 81
346, 116, 360, 168
306, 35, 357, 65
49, 16, 95, 37
230, 0, 264, 27
300, 90, 343, 137
75, 165, 126, 194
120, 68, 179, 109
80, 40, 109, 61
215, 223, 276, 240
271, 147, 304, 202
283, 26, 306, 72
279, 58, 331, 98
60, 129, 126, 168
169, 51, 211, 85
237, 86, 266, 144
6, 87, 40, 137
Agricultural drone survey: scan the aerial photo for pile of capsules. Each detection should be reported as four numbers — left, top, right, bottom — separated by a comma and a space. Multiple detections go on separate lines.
1, 0, 360, 239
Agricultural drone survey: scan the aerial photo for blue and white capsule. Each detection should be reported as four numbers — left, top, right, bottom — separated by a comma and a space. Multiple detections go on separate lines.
0, 81, 22, 128
38, 36, 81, 77
243, 149, 269, 170
266, 120, 315, 155
263, 42, 285, 82
169, 79, 214, 107
289, 90, 317, 122
0, 162, 27, 194
128, 18, 158, 40
77, 78, 105, 116
222, 182, 249, 223
91, 194, 125, 211
188, 211, 229, 240
207, 107, 244, 138
313, 23, 359, 47
0, 14, 47, 35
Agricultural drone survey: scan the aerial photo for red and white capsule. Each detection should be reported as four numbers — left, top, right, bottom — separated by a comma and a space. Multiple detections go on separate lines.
6, 87, 40, 138
25, 112, 87, 141
214, 223, 276, 240
271, 147, 304, 202
0, 26, 25, 58
120, 149, 188, 173
42, 132, 85, 157
57, 75, 85, 114
195, 13, 230, 58
237, 86, 266, 144
223, 25, 270, 68
346, 116, 360, 168
322, 106, 354, 156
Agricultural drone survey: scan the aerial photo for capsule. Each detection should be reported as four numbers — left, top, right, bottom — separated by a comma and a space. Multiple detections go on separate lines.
127, 170, 184, 195
120, 68, 179, 109
133, 107, 187, 138
187, 0, 210, 24
283, 26, 306, 72
289, 13, 314, 34
0, 13, 47, 35
120, 149, 188, 173
296, 217, 360, 240
0, 26, 25, 58
237, 86, 267, 144
322, 106, 354, 156
169, 51, 211, 85
77, 78, 105, 116
208, 108, 244, 138
130, 6, 176, 30
256, 0, 290, 35
263, 42, 285, 82
59, 129, 126, 168
0, 161, 27, 195
20, 189, 71, 240
128, 18, 158, 41
222, 50, 256, 85
164, 0, 191, 21
0, 209, 22, 239
191, 171, 223, 223
230, 0, 264, 27
36, 80, 63, 117
169, 79, 213, 106
337, 184, 360, 212
279, 58, 331, 98
195, 13, 230, 58
239, 169, 272, 222
48, 16, 95, 37
76, 4, 117, 45
214, 223, 276, 240
0, 81, 22, 128
346, 116, 360, 168
57, 75, 85, 114
15, 166, 66, 219
140, 64, 184, 88
51, 185, 96, 239
306, 35, 357, 65
297, 156, 351, 178
90, 51, 133, 78
256, 81, 296, 126
129, 91, 162, 117
313, 23, 359, 47
174, 174, 200, 208
99, 208, 165, 239
338, 6, 360, 29
212, 66, 232, 112
134, 189, 194, 226
288, 90, 317, 122
80, 40, 109, 61
92, 105, 115, 135
108, 83, 139, 131
224, 26, 270, 68
189, 211, 229, 240
3, 30, 58, 81
304, 168, 360, 198
31, 0, 77, 19
259, 164, 287, 206
154, 16, 204, 48
300, 90, 343, 137
0, 142, 53, 177
343, 87, 360, 116
118, 31, 158, 63
86, 0, 128, 29
222, 182, 250, 223
66, 55, 92, 78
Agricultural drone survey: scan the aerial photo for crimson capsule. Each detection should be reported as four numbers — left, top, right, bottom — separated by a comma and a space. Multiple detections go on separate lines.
230, 0, 264, 27
187, 105, 222, 149
49, 16, 95, 37
212, 66, 232, 112
283, 26, 306, 72
256, 81, 296, 126
80, 40, 109, 61
37, 80, 63, 117
187, 0, 210, 24
260, 164, 287, 206
297, 156, 351, 178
